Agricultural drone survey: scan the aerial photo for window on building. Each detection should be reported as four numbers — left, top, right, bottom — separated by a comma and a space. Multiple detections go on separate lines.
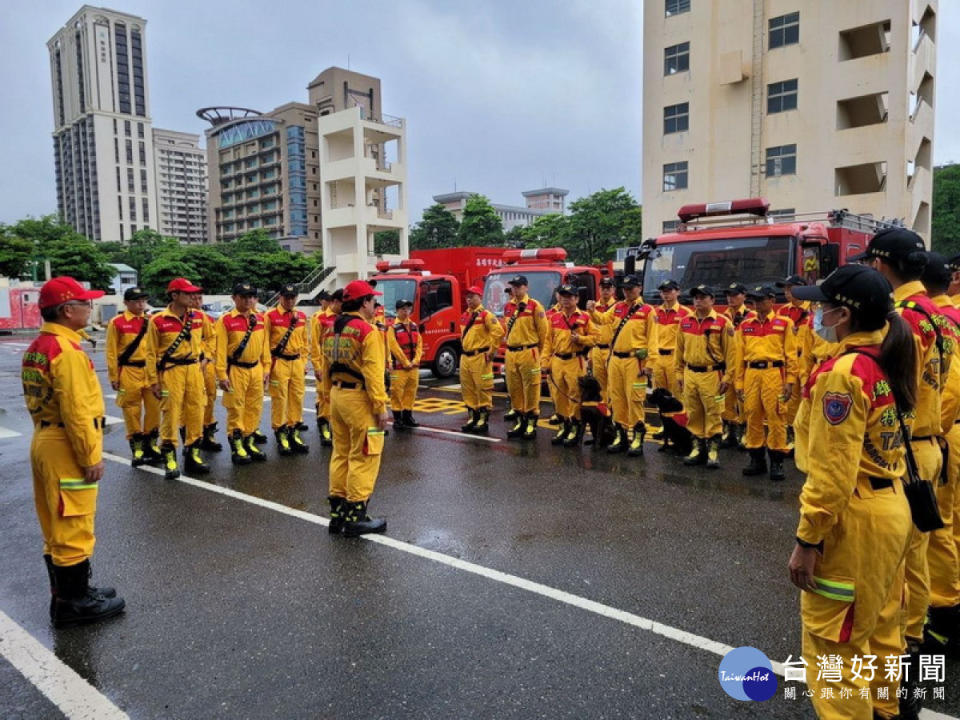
665, 0, 690, 16
142, 198, 149, 223
663, 161, 688, 191
767, 79, 798, 114
663, 103, 689, 134
124, 120, 131, 136
114, 138, 119, 163
769, 12, 799, 49
127, 167, 135, 193
137, 123, 144, 138
118, 196, 123, 220
129, 197, 137, 221
139, 142, 146, 165
765, 145, 797, 176
140, 169, 148, 193
116, 167, 121, 192
125, 139, 133, 164
664, 42, 690, 75
769, 208, 796, 220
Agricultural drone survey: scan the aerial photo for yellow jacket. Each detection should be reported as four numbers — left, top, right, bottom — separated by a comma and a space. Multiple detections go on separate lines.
734, 310, 798, 388
593, 300, 659, 356
654, 303, 692, 353
199, 312, 217, 361
800, 330, 838, 385
105, 310, 149, 384
674, 310, 734, 384
215, 309, 271, 381
503, 293, 549, 351
794, 330, 905, 544
144, 307, 204, 385
591, 299, 617, 346
265, 306, 308, 361
894, 281, 945, 438
321, 311, 388, 415
22, 323, 105, 467
460, 304, 503, 353
543, 308, 597, 360
932, 294, 960, 431
388, 320, 423, 369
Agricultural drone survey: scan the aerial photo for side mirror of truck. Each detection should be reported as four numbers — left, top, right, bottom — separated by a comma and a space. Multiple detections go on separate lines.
577, 286, 589, 308
820, 244, 840, 277
624, 255, 636, 276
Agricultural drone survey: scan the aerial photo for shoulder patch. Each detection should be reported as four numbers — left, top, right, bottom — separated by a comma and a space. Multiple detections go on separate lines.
823, 392, 853, 425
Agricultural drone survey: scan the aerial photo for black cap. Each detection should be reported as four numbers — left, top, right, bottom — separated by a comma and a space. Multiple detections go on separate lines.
599, 277, 615, 287
232, 282, 257, 296
621, 274, 641, 288
658, 279, 680, 291
689, 284, 715, 298
123, 286, 149, 301
330, 289, 343, 302
503, 286, 513, 294
853, 227, 926, 263
776, 275, 806, 288
791, 265, 893, 314
395, 299, 413, 310
508, 275, 528, 286
318, 289, 331, 301
745, 285, 777, 299
724, 283, 747, 295
557, 284, 578, 297
280, 284, 298, 297
949, 255, 960, 272
921, 251, 952, 292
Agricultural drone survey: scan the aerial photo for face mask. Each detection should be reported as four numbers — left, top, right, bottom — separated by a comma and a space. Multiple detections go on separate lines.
813, 306, 842, 343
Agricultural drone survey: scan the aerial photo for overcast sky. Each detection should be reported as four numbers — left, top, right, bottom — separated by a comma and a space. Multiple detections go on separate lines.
0, 0, 956, 227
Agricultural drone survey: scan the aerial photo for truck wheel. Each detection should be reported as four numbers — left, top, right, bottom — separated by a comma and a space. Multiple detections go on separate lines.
431, 344, 459, 379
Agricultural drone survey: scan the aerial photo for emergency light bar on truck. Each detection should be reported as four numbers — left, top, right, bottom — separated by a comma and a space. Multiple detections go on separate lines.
375, 259, 428, 274
677, 198, 770, 223
501, 248, 568, 264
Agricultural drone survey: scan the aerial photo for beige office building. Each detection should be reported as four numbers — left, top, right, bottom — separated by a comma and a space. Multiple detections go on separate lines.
152, 128, 207, 243
200, 67, 382, 253
642, 0, 937, 239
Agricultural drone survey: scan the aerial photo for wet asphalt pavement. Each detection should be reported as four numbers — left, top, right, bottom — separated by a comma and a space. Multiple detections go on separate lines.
1, 334, 958, 719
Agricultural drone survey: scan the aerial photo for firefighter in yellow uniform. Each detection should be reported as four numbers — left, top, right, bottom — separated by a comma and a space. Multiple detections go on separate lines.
190, 293, 223, 453
589, 277, 617, 396
652, 280, 690, 398
735, 286, 797, 482
24, 276, 125, 627
216, 282, 271, 465
459, 285, 504, 434
144, 277, 209, 480
388, 299, 423, 430
720, 283, 753, 448
503, 274, 549, 440
943, 252, 960, 655
265, 284, 309, 456
675, 285, 733, 469
106, 286, 160, 467
543, 283, 597, 447
323, 280, 389, 537
544, 299, 562, 425
777, 275, 813, 451
311, 289, 341, 446
789, 264, 915, 720
589, 274, 658, 456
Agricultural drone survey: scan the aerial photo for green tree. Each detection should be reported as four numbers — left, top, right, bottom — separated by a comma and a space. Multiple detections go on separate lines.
3, 216, 115, 289
409, 204, 460, 250
0, 225, 34, 278
124, 229, 180, 276
140, 250, 197, 301
502, 225, 527, 248
457, 195, 503, 247
564, 188, 642, 265
932, 163, 960, 256
180, 245, 238, 294
374, 229, 400, 255
519, 213, 571, 250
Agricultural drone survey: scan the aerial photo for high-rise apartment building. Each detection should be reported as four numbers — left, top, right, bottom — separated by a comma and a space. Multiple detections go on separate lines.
48, 6, 158, 242
642, 0, 936, 239
152, 128, 207, 243
200, 67, 382, 253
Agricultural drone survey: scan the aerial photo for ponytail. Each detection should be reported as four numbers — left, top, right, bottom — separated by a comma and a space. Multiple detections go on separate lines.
879, 312, 917, 413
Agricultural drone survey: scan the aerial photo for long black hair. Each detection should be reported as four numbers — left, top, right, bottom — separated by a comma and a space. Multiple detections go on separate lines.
848, 308, 917, 412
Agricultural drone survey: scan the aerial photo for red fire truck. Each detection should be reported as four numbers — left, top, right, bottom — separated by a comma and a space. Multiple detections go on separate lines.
637, 198, 898, 304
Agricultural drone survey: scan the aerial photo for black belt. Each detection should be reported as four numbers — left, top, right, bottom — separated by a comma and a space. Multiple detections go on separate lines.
613, 351, 635, 359
595, 344, 610, 350
658, 349, 673, 356
747, 361, 784, 369
228, 359, 258, 369
868, 477, 894, 490
687, 363, 726, 373
119, 360, 146, 368
554, 352, 580, 360
272, 352, 300, 361
911, 435, 936, 442
507, 343, 538, 352
331, 381, 362, 389
462, 347, 489, 357
163, 357, 197, 367
39, 421, 65, 428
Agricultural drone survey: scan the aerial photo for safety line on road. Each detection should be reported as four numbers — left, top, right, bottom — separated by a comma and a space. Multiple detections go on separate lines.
0, 426, 22, 439
0, 609, 129, 719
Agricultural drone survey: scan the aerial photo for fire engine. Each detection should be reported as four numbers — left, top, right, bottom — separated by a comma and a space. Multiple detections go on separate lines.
637, 197, 899, 305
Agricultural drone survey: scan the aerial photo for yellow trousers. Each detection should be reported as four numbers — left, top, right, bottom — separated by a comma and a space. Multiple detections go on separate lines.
903, 438, 943, 639
589, 346, 609, 397
607, 355, 647, 429
223, 364, 265, 436
269, 358, 306, 429
505, 347, 541, 414
201, 360, 217, 426
116, 365, 160, 438
785, 374, 802, 426
722, 386, 743, 424
328, 387, 384, 502
802, 478, 912, 720
460, 352, 494, 409
743, 367, 787, 451
652, 352, 680, 397
550, 356, 584, 419
682, 368, 723, 439
159, 363, 204, 447
930, 428, 960, 608
31, 429, 98, 566
389, 367, 419, 411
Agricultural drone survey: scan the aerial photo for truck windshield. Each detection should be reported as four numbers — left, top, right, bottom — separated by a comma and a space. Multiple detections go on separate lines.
482, 270, 564, 316
642, 236, 792, 301
373, 278, 416, 318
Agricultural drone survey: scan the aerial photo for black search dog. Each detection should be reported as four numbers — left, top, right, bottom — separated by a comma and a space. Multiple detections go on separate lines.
648, 388, 694, 456
577, 376, 617, 448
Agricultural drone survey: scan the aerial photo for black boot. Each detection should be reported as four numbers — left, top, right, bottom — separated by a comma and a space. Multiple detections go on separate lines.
922, 605, 960, 658
144, 429, 163, 463
551, 416, 570, 445
547, 414, 561, 426
230, 430, 252, 465
473, 408, 490, 434
318, 417, 333, 446
402, 410, 419, 428
627, 422, 646, 456
768, 449, 785, 482
51, 560, 125, 628
735, 424, 747, 450
129, 433, 147, 467
684, 438, 706, 466
275, 426, 294, 456
461, 408, 479, 433
160, 442, 180, 480
563, 418, 584, 447
719, 421, 737, 449
179, 426, 186, 443
342, 500, 387, 537
200, 423, 223, 452
251, 429, 268, 444
295, 420, 310, 432
245, 434, 267, 461
607, 425, 627, 454
328, 496, 346, 535
742, 448, 767, 476
289, 425, 309, 454
392, 410, 406, 430
706, 435, 721, 469
507, 413, 527, 439
43, 554, 56, 618
522, 412, 538, 439
183, 441, 210, 475
504, 407, 517, 421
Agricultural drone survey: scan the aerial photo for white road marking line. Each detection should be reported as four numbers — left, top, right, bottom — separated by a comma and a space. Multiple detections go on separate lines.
406, 425, 501, 443
105, 415, 123, 426
0, 426, 22, 439
0, 609, 128, 719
